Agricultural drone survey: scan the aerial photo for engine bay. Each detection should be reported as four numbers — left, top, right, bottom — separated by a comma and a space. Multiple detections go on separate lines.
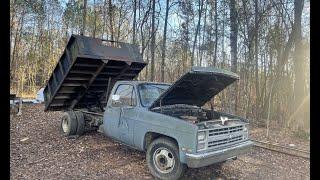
151, 104, 245, 127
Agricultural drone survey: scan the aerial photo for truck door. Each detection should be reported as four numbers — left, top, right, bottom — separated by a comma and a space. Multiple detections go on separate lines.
105, 84, 137, 146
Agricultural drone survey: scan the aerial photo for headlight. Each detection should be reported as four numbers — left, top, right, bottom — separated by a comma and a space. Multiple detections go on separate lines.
197, 142, 205, 150
198, 131, 206, 141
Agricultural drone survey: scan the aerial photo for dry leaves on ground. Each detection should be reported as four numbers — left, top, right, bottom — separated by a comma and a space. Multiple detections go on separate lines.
10, 104, 309, 179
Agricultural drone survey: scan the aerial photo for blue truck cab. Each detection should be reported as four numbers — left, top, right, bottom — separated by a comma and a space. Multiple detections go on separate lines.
99, 67, 253, 179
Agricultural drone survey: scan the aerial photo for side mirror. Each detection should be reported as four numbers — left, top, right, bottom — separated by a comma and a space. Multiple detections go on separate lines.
112, 94, 120, 101
111, 95, 122, 107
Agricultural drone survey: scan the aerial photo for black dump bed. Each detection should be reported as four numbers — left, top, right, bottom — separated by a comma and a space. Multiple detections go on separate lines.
44, 35, 147, 111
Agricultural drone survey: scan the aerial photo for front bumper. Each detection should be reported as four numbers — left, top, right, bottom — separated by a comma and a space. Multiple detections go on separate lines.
185, 140, 253, 168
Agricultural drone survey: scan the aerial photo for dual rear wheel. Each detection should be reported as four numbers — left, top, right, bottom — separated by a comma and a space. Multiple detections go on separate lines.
61, 111, 85, 136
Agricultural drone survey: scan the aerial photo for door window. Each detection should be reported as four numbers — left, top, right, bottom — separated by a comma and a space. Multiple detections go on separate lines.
113, 84, 136, 106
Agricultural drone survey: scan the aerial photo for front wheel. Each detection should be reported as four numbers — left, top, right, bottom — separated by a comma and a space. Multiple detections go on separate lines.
146, 137, 186, 180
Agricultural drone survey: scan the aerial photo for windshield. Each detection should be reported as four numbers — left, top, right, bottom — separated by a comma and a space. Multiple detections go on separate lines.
138, 83, 170, 107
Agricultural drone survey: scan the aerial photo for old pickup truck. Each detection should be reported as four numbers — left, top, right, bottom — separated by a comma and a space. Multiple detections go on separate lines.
44, 35, 253, 180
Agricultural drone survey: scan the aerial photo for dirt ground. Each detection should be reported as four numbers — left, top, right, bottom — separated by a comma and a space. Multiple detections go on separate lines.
10, 104, 310, 179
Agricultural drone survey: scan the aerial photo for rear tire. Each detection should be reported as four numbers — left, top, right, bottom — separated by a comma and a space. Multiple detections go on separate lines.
74, 111, 85, 135
60, 111, 78, 136
146, 137, 186, 180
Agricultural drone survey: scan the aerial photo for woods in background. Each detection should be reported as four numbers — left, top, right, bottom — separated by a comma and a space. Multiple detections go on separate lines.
10, 0, 310, 134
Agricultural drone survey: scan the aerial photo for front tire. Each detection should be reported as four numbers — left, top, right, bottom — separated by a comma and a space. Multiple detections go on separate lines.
146, 137, 186, 180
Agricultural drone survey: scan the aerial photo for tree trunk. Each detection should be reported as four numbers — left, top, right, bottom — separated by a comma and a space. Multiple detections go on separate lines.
81, 0, 87, 35
150, 0, 156, 81
12, 10, 25, 79
132, 0, 137, 44
102, 0, 107, 38
116, 3, 123, 41
161, 0, 169, 82
109, 0, 114, 40
93, 0, 97, 38
221, 0, 226, 109
199, 2, 207, 67
229, 0, 238, 114
191, 0, 204, 67
213, 0, 218, 67
254, 0, 260, 120
292, 0, 305, 126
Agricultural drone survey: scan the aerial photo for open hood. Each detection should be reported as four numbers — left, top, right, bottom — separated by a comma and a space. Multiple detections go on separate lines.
149, 67, 239, 109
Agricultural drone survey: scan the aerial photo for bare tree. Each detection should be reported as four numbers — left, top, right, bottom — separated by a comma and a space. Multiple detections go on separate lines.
132, 0, 137, 44
254, 0, 260, 119
213, 0, 218, 66
93, 0, 97, 37
108, 0, 114, 40
161, 0, 170, 82
191, 0, 204, 67
229, 0, 238, 114
102, 0, 107, 38
292, 0, 305, 126
150, 0, 156, 81
81, 0, 87, 35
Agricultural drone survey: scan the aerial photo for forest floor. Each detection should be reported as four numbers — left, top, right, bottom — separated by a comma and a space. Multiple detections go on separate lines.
10, 104, 309, 180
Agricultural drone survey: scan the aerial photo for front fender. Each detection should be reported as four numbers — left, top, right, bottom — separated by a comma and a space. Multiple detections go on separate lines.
133, 109, 197, 164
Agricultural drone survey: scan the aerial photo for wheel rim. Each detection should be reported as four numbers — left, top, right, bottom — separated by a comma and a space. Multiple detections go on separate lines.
62, 117, 69, 133
153, 147, 175, 174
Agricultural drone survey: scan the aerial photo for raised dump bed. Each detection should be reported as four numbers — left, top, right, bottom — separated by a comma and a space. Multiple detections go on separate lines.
44, 35, 147, 111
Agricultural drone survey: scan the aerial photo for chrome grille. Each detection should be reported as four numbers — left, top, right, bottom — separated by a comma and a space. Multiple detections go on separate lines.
208, 135, 243, 148
208, 125, 243, 136
197, 124, 248, 151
